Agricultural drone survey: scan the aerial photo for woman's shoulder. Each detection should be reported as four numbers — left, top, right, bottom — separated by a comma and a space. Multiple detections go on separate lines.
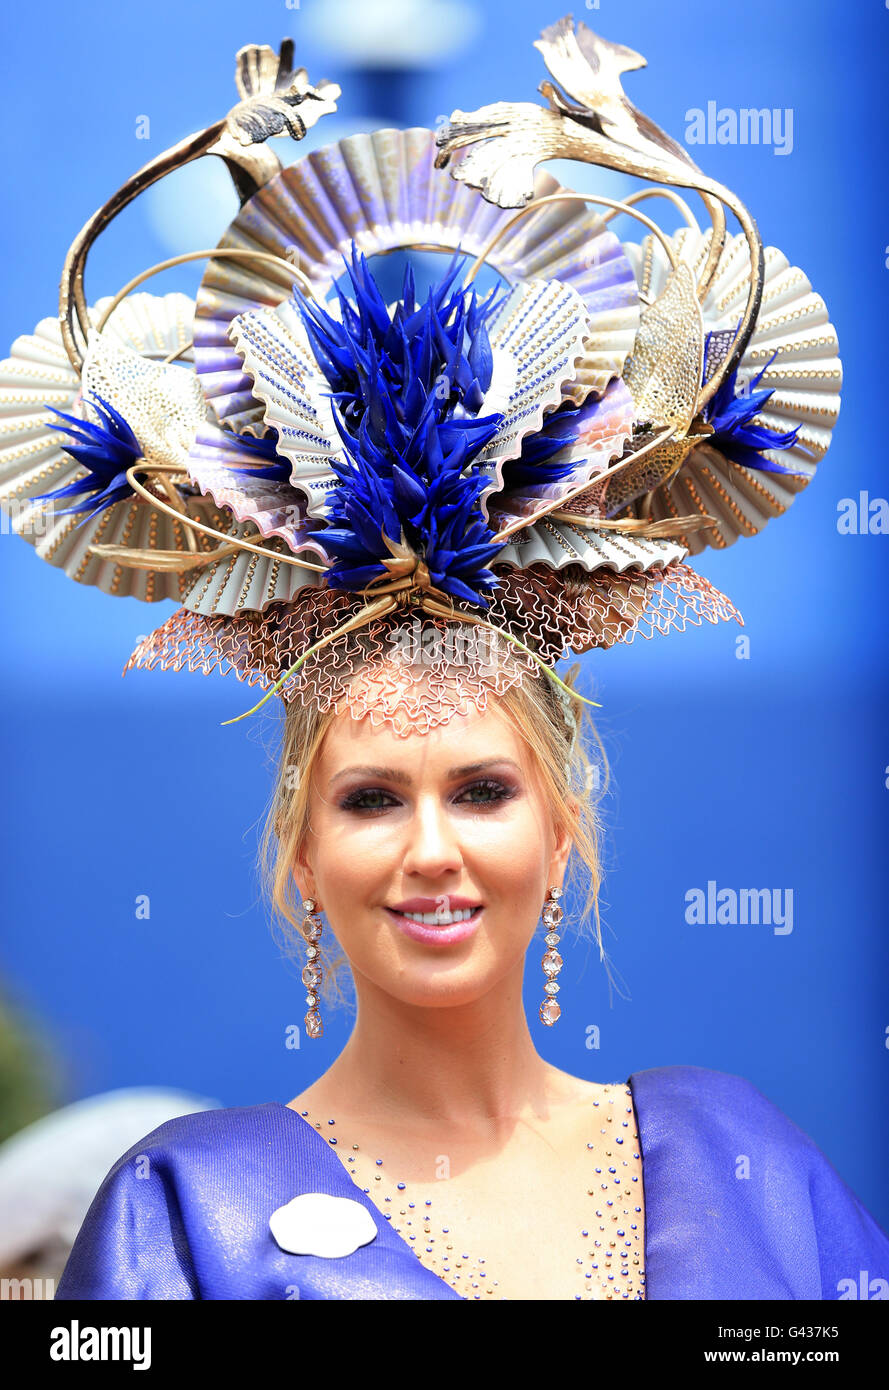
55, 1102, 317, 1300
63, 1103, 307, 1248
630, 1063, 889, 1300
630, 1063, 811, 1138
633, 1060, 789, 1100
629, 1061, 862, 1176
115, 1100, 292, 1153
79, 1101, 295, 1189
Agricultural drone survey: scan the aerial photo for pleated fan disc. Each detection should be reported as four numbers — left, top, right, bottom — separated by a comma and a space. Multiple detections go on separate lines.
187, 421, 334, 560
620, 227, 842, 553
220, 275, 605, 528
194, 128, 641, 434
491, 522, 686, 575
0, 293, 236, 601
180, 516, 326, 617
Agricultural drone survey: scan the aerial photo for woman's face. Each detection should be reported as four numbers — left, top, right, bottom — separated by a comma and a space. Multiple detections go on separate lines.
294, 691, 573, 1011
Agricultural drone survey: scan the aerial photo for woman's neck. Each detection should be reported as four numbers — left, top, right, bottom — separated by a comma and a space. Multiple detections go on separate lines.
301, 966, 566, 1132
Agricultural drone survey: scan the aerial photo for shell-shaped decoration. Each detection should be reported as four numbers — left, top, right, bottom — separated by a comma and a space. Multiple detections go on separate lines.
225, 299, 344, 522
193, 127, 641, 433
561, 315, 638, 408
223, 277, 599, 529
0, 293, 236, 601
180, 514, 325, 617
80, 331, 208, 470
620, 227, 842, 553
486, 377, 636, 525
492, 523, 686, 575
472, 278, 594, 518
269, 1192, 378, 1259
187, 421, 333, 560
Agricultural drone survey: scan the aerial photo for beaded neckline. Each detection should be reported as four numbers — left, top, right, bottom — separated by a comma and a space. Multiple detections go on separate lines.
275, 1083, 646, 1301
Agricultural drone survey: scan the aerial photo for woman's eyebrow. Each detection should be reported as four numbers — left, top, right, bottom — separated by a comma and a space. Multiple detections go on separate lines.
329, 758, 521, 788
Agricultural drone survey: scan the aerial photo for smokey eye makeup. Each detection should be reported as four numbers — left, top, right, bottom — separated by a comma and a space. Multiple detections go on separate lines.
338, 776, 521, 814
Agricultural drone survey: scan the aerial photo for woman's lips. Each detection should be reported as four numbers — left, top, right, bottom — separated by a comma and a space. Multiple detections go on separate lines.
385, 905, 483, 946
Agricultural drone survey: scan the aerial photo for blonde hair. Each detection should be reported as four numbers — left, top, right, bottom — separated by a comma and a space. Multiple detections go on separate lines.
258, 655, 609, 1009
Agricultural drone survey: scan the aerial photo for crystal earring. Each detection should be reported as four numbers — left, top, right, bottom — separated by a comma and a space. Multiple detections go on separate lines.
538, 885, 564, 1026
301, 898, 324, 1040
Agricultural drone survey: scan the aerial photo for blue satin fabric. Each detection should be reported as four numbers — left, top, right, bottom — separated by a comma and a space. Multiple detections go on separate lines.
55, 1065, 889, 1300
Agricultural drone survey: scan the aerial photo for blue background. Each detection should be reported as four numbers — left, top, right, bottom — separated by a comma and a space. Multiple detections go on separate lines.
1, 0, 887, 1231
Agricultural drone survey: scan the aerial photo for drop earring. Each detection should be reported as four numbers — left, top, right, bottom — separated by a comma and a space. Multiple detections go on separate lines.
301, 898, 324, 1039
538, 885, 564, 1026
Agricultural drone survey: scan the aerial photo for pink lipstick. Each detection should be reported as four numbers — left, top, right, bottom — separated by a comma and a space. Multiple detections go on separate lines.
385, 898, 483, 946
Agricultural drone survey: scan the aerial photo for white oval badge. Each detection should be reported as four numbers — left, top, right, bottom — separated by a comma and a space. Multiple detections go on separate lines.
269, 1192, 379, 1258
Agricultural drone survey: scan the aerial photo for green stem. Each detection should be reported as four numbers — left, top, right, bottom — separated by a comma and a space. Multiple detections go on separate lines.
220, 642, 325, 725
220, 595, 395, 726
463, 614, 602, 710
221, 597, 601, 726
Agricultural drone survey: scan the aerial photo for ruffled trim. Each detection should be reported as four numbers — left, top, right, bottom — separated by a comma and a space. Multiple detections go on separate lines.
123, 562, 742, 735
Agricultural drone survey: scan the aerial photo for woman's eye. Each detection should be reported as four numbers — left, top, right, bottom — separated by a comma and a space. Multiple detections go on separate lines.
340, 779, 515, 813
457, 779, 514, 806
340, 788, 398, 812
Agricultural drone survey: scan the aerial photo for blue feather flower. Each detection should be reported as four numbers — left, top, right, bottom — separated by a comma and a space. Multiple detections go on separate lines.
226, 427, 292, 481
291, 246, 518, 608
496, 395, 598, 489
701, 333, 809, 476
34, 392, 143, 522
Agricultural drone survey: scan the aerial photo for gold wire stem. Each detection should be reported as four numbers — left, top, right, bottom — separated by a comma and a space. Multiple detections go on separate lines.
59, 121, 228, 371
221, 592, 399, 724
153, 469, 199, 553
161, 341, 194, 366
348, 573, 414, 598
88, 541, 243, 572
463, 178, 760, 409
595, 186, 700, 232
687, 193, 726, 303
94, 248, 316, 336
464, 191, 680, 285
594, 186, 727, 302
490, 425, 675, 542
123, 462, 330, 573
691, 181, 762, 408
548, 509, 717, 537
418, 597, 602, 710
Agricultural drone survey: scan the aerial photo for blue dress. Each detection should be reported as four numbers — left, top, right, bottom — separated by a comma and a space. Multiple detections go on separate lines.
55, 1065, 889, 1300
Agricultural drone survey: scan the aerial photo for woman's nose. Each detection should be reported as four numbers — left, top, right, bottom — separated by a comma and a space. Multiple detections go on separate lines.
400, 794, 463, 878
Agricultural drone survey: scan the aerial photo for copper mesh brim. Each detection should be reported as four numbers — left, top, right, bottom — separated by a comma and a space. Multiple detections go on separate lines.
123, 562, 742, 734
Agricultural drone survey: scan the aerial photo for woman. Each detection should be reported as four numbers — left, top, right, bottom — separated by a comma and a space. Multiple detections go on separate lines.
53, 657, 889, 1300
2, 17, 885, 1300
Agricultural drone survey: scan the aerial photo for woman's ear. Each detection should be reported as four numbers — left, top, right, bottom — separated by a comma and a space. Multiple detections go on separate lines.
549, 797, 578, 884
293, 844, 317, 907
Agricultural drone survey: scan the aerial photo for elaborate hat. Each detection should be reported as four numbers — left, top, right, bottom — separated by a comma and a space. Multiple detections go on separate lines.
0, 20, 841, 738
